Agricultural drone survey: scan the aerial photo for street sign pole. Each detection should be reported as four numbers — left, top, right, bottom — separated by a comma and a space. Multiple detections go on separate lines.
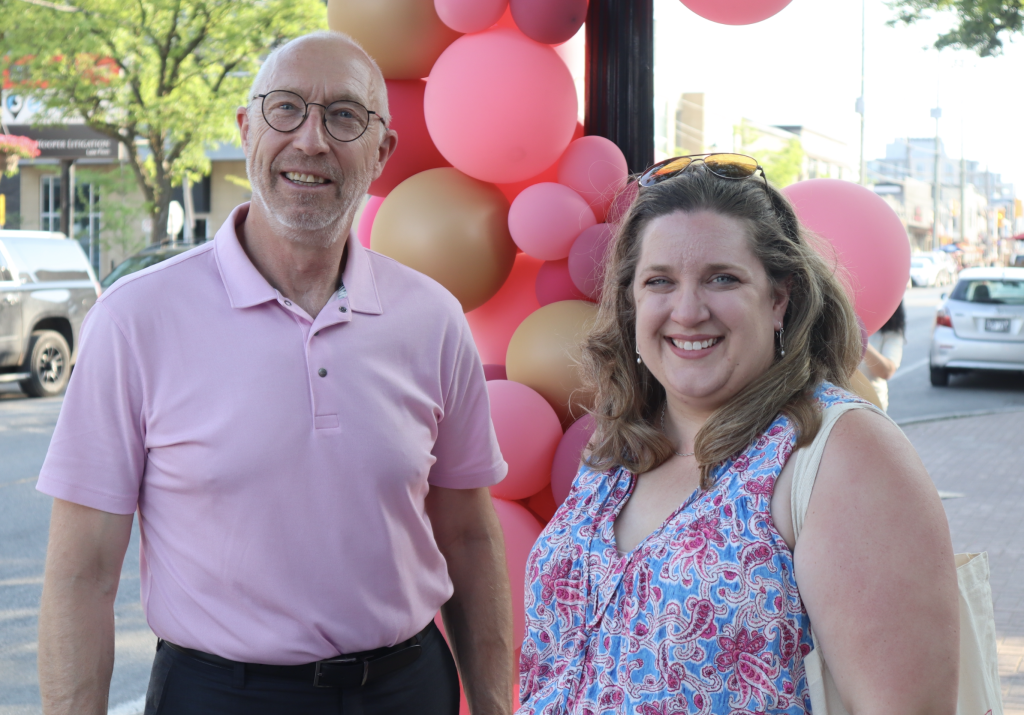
585, 0, 654, 175
59, 158, 75, 239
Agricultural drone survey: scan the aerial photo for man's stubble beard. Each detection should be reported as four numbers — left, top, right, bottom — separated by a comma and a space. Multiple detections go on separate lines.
247, 153, 370, 249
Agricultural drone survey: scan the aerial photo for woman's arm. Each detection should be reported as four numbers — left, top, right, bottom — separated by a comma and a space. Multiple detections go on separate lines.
794, 409, 959, 715
861, 342, 898, 380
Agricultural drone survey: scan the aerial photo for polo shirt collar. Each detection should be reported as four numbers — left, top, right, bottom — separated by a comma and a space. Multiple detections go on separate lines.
214, 202, 383, 315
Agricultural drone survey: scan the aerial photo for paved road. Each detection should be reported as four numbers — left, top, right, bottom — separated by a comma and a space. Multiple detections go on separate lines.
1, 285, 1022, 713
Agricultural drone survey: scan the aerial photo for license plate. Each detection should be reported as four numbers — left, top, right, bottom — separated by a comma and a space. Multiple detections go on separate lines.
985, 318, 1011, 333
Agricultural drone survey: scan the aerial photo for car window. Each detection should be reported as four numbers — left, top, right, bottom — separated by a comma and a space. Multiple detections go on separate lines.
0, 251, 12, 282
950, 279, 1024, 305
911, 259, 927, 268
2, 238, 91, 282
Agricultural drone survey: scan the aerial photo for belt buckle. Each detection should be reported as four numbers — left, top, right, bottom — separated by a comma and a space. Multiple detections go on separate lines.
313, 655, 368, 688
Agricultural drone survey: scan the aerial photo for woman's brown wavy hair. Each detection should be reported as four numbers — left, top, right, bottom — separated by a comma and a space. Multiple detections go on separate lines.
580, 164, 863, 489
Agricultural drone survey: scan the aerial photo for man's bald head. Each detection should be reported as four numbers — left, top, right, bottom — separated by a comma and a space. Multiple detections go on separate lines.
248, 30, 389, 124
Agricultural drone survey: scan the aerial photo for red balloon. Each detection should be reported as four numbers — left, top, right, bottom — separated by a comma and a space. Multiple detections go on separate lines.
567, 223, 613, 299
435, 0, 507, 33
536, 259, 589, 306
551, 414, 594, 505
497, 123, 584, 203
425, 28, 578, 183
487, 380, 562, 501
557, 136, 628, 221
492, 497, 544, 647
510, 0, 588, 44
524, 485, 557, 522
679, 0, 792, 25
466, 253, 543, 364
369, 80, 450, 197
782, 179, 911, 335
357, 196, 384, 248
483, 363, 508, 381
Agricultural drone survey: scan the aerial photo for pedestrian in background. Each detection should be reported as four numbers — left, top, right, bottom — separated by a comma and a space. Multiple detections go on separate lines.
518, 158, 958, 714
35, 31, 512, 715
858, 300, 906, 412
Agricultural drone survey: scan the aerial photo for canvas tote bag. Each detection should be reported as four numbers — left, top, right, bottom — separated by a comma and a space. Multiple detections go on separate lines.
789, 400, 1003, 715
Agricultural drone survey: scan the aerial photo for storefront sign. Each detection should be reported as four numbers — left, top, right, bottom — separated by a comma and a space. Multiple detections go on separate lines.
6, 124, 117, 159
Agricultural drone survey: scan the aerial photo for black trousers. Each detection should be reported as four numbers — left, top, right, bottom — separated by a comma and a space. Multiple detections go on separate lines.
144, 624, 460, 715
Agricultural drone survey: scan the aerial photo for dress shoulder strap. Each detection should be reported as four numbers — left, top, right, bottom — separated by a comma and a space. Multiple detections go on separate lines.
790, 400, 895, 540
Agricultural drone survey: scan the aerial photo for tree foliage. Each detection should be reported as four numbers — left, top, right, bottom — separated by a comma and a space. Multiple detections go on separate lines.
733, 120, 806, 188
889, 0, 1024, 57
0, 0, 327, 243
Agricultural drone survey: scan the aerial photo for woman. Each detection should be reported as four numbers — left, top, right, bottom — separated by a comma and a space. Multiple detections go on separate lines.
518, 157, 958, 714
858, 301, 906, 412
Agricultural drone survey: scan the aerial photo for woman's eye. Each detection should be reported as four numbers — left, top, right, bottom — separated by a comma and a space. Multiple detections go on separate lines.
711, 274, 738, 285
645, 277, 669, 287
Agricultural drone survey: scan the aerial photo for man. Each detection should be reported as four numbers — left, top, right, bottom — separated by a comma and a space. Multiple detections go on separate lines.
36, 31, 513, 715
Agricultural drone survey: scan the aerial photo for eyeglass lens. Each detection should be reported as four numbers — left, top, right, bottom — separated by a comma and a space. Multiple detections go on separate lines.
262, 90, 371, 142
643, 154, 760, 186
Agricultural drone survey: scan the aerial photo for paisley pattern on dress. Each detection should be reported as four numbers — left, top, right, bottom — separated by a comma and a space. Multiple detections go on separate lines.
517, 383, 866, 714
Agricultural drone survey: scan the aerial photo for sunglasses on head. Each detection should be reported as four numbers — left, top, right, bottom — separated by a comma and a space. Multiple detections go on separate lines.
638, 153, 769, 191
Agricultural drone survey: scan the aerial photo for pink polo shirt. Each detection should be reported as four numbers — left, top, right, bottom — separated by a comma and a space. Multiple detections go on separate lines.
37, 203, 506, 664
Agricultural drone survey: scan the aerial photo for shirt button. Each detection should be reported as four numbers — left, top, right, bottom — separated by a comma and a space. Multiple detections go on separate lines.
318, 368, 327, 377
339, 306, 348, 313
284, 300, 292, 306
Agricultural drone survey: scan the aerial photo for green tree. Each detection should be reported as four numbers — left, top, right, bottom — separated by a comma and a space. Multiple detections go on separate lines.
0, 0, 327, 244
889, 0, 1024, 57
76, 165, 148, 260
733, 120, 806, 188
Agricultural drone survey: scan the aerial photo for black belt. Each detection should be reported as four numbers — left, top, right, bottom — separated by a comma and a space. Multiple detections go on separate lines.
161, 621, 432, 688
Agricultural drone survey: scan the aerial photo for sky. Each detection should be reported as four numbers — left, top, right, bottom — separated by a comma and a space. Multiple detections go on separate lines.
651, 0, 1024, 191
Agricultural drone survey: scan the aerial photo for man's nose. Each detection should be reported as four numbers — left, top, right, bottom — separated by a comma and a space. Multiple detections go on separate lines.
292, 104, 332, 154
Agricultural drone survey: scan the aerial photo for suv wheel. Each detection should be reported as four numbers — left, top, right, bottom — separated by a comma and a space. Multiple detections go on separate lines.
20, 330, 71, 397
929, 366, 949, 387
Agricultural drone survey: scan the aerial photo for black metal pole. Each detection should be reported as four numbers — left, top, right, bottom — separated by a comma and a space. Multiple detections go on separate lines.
59, 158, 75, 237
585, 0, 655, 175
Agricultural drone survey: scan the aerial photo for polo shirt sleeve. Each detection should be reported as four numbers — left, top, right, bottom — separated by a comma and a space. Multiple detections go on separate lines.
428, 313, 507, 489
36, 301, 146, 515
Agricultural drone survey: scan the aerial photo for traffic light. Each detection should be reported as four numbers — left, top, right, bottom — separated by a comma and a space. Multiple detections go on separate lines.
998, 208, 1005, 228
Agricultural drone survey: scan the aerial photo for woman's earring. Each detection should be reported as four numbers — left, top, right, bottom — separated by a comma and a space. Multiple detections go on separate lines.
777, 327, 786, 357
636, 345, 642, 364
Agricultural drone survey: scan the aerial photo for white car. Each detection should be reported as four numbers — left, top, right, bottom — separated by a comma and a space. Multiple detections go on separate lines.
929, 266, 1024, 385
910, 253, 955, 287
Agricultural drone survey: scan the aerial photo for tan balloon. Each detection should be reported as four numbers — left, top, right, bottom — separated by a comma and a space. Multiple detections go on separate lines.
506, 300, 598, 426
848, 369, 883, 410
327, 0, 461, 80
371, 168, 516, 312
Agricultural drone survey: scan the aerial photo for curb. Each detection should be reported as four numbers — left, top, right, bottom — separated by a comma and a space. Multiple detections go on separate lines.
896, 405, 1024, 427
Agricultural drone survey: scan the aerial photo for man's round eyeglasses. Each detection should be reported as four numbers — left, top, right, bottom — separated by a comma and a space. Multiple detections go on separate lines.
254, 90, 386, 143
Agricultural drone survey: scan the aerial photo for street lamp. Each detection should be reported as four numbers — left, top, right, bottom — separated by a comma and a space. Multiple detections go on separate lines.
931, 106, 942, 251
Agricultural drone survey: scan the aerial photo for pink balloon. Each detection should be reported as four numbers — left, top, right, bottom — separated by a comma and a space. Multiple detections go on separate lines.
606, 181, 638, 227
369, 81, 450, 197
488, 380, 562, 500
496, 122, 584, 203
509, 0, 588, 44
466, 253, 543, 364
509, 182, 596, 260
551, 414, 594, 506
483, 363, 508, 381
557, 136, 628, 221
536, 259, 588, 306
680, 0, 792, 25
567, 223, 613, 299
492, 497, 544, 647
425, 28, 578, 184
782, 179, 911, 335
435, 0, 508, 33
357, 196, 384, 248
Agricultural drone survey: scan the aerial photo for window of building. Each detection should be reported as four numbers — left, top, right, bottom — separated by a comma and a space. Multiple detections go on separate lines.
41, 175, 102, 273
41, 175, 60, 232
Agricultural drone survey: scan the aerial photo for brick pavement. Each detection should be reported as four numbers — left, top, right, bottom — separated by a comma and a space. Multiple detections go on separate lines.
900, 409, 1024, 713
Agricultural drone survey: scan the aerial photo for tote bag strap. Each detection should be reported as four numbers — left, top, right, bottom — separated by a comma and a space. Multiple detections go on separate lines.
790, 400, 893, 540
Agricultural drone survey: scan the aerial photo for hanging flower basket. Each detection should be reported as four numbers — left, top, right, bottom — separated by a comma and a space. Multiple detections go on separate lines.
0, 134, 41, 177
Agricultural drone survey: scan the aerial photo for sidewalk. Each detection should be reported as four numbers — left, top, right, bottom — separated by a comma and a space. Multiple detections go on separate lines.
900, 409, 1024, 713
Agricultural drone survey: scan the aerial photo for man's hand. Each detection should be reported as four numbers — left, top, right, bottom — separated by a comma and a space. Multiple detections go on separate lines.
39, 499, 134, 715
426, 486, 513, 715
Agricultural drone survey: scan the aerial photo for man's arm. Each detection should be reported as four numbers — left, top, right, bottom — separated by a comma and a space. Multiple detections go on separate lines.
39, 498, 134, 715
426, 486, 513, 715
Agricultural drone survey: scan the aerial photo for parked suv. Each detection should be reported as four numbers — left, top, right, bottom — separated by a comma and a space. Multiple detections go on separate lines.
0, 230, 100, 397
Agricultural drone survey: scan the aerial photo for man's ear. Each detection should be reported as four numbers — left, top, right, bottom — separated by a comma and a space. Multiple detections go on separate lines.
237, 106, 250, 150
372, 128, 399, 182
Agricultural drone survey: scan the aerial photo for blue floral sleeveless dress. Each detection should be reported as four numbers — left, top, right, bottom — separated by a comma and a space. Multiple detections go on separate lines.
517, 383, 865, 714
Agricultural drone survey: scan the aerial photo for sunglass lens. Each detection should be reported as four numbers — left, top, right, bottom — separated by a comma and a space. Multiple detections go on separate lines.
704, 154, 758, 179
639, 157, 694, 186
